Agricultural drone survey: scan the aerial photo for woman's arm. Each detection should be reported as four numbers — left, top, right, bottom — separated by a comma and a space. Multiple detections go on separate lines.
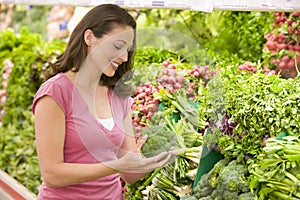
34, 96, 170, 188
34, 96, 119, 188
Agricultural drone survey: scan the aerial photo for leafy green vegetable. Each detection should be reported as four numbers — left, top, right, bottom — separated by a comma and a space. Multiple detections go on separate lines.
249, 136, 300, 199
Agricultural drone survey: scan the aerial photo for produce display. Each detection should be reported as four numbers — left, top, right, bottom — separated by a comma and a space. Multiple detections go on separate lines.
0, 9, 299, 200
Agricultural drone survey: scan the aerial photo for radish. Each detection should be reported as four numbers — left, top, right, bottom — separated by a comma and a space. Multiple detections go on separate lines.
161, 75, 168, 82
296, 55, 300, 65
266, 41, 276, 51
277, 32, 285, 39
133, 117, 141, 123
167, 76, 176, 85
162, 68, 168, 75
282, 55, 290, 63
277, 43, 286, 50
138, 92, 146, 99
175, 75, 184, 83
288, 26, 293, 34
174, 82, 182, 89
144, 87, 152, 95
287, 59, 295, 69
193, 71, 200, 78
167, 69, 176, 76
144, 82, 152, 88
146, 112, 153, 118
190, 82, 195, 89
187, 88, 194, 95
287, 19, 293, 25
167, 64, 176, 69
162, 60, 170, 67
150, 104, 158, 112
276, 16, 282, 23
278, 61, 286, 69
293, 12, 300, 17
270, 58, 279, 65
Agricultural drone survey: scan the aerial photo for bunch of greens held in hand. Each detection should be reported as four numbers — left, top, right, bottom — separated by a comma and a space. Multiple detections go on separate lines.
125, 92, 204, 199
125, 117, 203, 199
249, 136, 300, 199
204, 64, 300, 162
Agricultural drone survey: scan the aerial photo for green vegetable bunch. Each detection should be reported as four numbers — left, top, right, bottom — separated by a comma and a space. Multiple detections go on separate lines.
181, 158, 254, 200
249, 136, 300, 199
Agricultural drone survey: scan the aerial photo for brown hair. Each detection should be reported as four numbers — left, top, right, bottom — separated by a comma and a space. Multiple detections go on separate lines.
47, 4, 136, 97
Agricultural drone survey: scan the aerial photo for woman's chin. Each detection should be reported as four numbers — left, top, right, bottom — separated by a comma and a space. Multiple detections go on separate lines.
103, 71, 115, 77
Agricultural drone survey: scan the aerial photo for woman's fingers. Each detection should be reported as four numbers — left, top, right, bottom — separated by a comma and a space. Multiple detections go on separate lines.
136, 134, 147, 152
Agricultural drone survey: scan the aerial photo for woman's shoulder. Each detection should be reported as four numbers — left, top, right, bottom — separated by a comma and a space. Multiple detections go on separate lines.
41, 72, 70, 87
32, 73, 72, 114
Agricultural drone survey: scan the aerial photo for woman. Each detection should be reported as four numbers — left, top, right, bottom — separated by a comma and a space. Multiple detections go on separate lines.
32, 4, 172, 200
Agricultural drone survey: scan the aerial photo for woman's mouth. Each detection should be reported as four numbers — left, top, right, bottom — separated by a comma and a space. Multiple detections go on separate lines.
110, 61, 119, 70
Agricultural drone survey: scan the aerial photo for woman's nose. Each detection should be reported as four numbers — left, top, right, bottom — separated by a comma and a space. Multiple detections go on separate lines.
119, 51, 128, 62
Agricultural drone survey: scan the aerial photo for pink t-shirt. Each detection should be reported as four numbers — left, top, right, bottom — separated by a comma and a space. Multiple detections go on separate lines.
32, 73, 133, 200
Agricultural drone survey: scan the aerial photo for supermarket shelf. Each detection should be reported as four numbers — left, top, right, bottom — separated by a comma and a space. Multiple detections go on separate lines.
0, 170, 36, 200
0, 0, 300, 12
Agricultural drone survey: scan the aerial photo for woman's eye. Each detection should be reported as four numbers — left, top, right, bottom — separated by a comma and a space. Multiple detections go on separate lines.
114, 44, 123, 49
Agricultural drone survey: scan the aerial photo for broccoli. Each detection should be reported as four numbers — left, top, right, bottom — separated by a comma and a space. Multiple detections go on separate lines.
141, 125, 177, 157
194, 172, 212, 193
218, 160, 249, 192
223, 190, 239, 200
238, 192, 255, 200
199, 186, 214, 198
208, 158, 230, 188
192, 158, 252, 200
211, 187, 223, 199
193, 168, 215, 198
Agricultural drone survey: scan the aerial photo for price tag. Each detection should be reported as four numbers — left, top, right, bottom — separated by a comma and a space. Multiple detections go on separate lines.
214, 0, 248, 10
124, 0, 145, 8
89, 0, 114, 6
165, 0, 191, 9
260, 0, 295, 11
1, 0, 16, 4
190, 0, 214, 12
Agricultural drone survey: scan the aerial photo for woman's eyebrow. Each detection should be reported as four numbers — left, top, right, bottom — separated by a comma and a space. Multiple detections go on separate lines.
115, 39, 127, 44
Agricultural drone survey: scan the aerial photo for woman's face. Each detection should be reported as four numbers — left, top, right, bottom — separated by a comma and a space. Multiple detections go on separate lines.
86, 25, 134, 77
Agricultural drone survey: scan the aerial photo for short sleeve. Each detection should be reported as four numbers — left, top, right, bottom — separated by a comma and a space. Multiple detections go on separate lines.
32, 80, 68, 115
123, 96, 134, 118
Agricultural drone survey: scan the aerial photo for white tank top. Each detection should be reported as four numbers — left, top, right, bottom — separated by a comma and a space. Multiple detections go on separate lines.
97, 118, 115, 131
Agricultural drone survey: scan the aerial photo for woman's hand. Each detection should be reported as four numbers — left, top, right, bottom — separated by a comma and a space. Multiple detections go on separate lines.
117, 150, 172, 173
112, 134, 174, 173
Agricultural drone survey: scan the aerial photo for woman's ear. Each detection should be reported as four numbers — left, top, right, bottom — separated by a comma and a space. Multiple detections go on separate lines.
84, 29, 95, 46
